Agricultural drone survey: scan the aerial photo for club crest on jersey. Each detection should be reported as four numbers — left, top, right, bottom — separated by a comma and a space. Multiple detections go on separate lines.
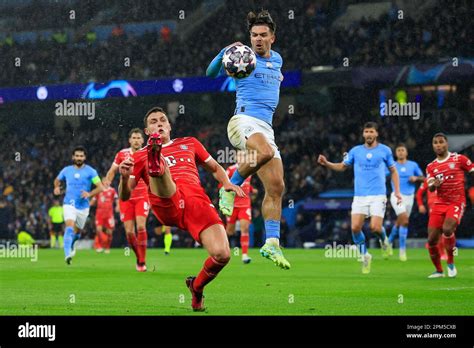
401, 167, 406, 172
266, 62, 273, 68
366, 153, 373, 160
449, 163, 455, 169
74, 173, 80, 179
180, 145, 188, 150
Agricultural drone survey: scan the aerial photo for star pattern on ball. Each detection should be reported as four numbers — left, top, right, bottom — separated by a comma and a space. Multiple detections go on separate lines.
236, 61, 249, 72
222, 51, 233, 67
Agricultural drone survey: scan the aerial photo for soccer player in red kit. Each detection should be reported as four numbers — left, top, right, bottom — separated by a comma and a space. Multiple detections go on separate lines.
425, 133, 474, 278
221, 151, 257, 264
417, 178, 447, 260
104, 128, 150, 271
91, 183, 118, 253
118, 107, 245, 311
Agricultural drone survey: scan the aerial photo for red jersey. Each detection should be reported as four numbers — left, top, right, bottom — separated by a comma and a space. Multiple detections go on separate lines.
131, 137, 212, 192
220, 164, 253, 208
94, 187, 117, 216
113, 148, 148, 199
416, 178, 437, 208
426, 152, 474, 204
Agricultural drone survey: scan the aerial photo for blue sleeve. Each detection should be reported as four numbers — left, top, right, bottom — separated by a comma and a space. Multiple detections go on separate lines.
384, 146, 396, 168
343, 148, 355, 166
206, 48, 226, 78
57, 167, 67, 181
414, 163, 423, 177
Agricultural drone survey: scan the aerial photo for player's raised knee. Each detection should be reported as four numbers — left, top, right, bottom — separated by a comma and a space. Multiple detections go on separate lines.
258, 145, 274, 165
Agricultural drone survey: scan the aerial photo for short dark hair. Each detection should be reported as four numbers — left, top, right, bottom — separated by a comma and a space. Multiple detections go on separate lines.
396, 143, 407, 150
363, 122, 378, 131
247, 10, 276, 33
433, 132, 448, 141
128, 128, 144, 139
143, 106, 167, 127
72, 146, 87, 156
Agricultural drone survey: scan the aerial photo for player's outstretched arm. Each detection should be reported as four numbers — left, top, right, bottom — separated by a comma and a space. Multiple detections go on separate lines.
206, 42, 243, 77
104, 163, 118, 187
317, 155, 347, 172
202, 158, 246, 197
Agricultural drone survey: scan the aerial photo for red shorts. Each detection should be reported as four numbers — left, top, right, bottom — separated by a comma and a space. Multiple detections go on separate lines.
119, 197, 150, 222
428, 202, 465, 229
226, 206, 252, 224
95, 214, 115, 229
149, 184, 223, 243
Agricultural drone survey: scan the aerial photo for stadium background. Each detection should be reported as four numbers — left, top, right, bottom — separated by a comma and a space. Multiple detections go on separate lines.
0, 0, 473, 250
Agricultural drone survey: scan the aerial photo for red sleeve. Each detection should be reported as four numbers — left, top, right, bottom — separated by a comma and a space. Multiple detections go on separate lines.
460, 155, 474, 173
113, 151, 123, 166
416, 181, 426, 206
192, 137, 212, 165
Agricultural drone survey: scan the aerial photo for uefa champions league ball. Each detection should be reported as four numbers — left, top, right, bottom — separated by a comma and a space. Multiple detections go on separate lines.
222, 44, 256, 79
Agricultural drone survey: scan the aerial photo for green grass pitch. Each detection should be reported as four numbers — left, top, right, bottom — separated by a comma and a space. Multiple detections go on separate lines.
1, 248, 473, 315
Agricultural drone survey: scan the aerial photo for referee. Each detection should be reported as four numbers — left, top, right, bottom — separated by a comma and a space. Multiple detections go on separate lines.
48, 200, 64, 248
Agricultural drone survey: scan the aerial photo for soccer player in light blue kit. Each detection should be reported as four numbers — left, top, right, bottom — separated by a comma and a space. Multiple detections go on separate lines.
206, 10, 290, 269
386, 143, 424, 261
53, 146, 104, 265
318, 122, 402, 274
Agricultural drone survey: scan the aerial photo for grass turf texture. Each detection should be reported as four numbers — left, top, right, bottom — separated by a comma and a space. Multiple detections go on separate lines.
1, 248, 473, 315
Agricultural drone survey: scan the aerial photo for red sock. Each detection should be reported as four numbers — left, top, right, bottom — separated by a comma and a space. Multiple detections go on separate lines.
137, 229, 147, 264
126, 233, 139, 260
100, 231, 108, 248
106, 233, 113, 249
241, 234, 249, 255
428, 244, 443, 272
193, 256, 229, 293
438, 238, 446, 257
442, 234, 456, 264
94, 234, 101, 249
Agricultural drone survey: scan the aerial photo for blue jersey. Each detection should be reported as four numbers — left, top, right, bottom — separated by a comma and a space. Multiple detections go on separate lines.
234, 50, 282, 125
390, 160, 423, 195
343, 143, 395, 196
57, 165, 100, 209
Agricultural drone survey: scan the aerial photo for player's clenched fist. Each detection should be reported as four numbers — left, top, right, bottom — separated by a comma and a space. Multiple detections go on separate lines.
317, 154, 328, 166
119, 157, 134, 177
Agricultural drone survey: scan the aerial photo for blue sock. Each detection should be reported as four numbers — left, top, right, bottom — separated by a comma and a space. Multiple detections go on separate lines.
72, 232, 81, 249
388, 225, 399, 243
264, 219, 280, 240
399, 226, 408, 250
63, 226, 74, 258
379, 226, 387, 243
230, 169, 245, 186
352, 231, 367, 255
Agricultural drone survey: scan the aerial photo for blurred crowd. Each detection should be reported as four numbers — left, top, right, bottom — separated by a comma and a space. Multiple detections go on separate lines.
1, 1, 471, 87
1, 104, 472, 246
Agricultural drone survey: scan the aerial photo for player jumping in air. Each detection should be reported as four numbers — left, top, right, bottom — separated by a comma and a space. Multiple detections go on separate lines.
386, 144, 424, 261
425, 133, 474, 278
417, 178, 447, 260
118, 107, 245, 311
220, 151, 257, 264
318, 122, 402, 274
206, 10, 290, 269
91, 181, 119, 254
104, 128, 170, 271
54, 146, 104, 265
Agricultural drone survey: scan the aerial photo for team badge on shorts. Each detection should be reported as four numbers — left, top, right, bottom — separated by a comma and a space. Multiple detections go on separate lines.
244, 126, 254, 136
